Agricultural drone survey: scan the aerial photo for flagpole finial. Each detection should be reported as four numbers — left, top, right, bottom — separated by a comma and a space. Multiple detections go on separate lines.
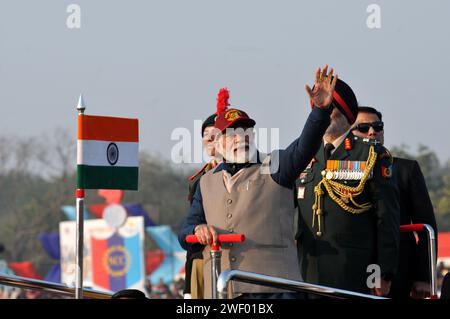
77, 94, 86, 114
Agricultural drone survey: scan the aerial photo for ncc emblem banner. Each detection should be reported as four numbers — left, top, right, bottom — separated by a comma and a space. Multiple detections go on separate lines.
59, 217, 145, 293
91, 232, 142, 291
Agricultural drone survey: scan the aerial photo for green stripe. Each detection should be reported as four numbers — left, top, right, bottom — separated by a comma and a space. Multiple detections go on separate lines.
77, 165, 138, 190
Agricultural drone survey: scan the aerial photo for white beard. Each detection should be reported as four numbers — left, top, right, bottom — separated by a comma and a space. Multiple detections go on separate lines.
235, 143, 257, 163
217, 140, 257, 164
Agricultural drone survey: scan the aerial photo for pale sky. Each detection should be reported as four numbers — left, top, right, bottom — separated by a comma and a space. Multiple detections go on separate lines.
1, 0, 449, 164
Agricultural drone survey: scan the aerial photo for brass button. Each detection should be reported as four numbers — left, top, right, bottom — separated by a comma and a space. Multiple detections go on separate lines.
227, 213, 233, 219
231, 257, 236, 262
227, 199, 233, 204
301, 179, 305, 183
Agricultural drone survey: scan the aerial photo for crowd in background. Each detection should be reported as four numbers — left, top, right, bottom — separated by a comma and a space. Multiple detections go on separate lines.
144, 278, 184, 299
0, 266, 448, 298
0, 277, 185, 299
437, 261, 450, 295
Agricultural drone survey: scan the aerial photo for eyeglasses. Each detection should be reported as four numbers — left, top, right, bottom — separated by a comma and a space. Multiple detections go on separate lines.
352, 121, 384, 133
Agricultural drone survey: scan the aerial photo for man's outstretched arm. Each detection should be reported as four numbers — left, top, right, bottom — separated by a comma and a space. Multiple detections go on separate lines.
178, 185, 206, 251
272, 65, 336, 188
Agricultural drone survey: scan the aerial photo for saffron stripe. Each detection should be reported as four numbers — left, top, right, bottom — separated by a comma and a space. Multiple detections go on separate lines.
78, 115, 139, 142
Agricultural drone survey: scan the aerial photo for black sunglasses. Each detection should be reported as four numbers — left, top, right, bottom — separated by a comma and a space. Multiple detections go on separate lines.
353, 121, 384, 133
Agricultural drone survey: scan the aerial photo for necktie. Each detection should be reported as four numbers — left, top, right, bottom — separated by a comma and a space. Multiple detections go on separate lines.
324, 143, 335, 161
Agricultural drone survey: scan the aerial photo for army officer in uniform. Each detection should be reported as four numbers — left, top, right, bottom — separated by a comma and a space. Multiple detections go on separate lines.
296, 78, 400, 296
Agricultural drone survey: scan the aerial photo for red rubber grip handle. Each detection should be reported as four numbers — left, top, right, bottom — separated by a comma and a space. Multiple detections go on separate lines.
400, 224, 425, 232
185, 234, 245, 244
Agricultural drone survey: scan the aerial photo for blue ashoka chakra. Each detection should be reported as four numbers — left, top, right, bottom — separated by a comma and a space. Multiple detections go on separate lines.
107, 143, 119, 165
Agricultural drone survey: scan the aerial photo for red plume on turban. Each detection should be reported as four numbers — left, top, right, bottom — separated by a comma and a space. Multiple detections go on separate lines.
216, 87, 230, 116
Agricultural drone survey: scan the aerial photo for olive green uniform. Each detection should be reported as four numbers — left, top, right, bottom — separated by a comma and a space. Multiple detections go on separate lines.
296, 132, 400, 293
184, 161, 217, 298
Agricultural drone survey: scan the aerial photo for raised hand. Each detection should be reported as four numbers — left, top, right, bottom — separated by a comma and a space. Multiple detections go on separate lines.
305, 64, 338, 109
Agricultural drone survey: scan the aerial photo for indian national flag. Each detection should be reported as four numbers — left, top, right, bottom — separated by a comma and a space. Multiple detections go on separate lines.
77, 115, 139, 190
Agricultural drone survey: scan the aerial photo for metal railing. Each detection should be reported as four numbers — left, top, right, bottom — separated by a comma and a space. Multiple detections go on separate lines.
215, 223, 437, 299
186, 234, 246, 299
400, 223, 437, 298
217, 269, 387, 299
0, 273, 112, 299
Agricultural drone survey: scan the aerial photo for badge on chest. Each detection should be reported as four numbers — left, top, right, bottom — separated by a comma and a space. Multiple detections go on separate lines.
324, 160, 373, 180
297, 186, 305, 199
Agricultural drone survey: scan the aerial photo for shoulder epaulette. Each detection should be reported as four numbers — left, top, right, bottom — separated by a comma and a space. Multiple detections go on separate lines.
188, 163, 209, 182
378, 148, 393, 163
351, 135, 382, 146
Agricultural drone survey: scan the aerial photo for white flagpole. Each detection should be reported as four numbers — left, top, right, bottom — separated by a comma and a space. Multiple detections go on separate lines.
75, 94, 86, 299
